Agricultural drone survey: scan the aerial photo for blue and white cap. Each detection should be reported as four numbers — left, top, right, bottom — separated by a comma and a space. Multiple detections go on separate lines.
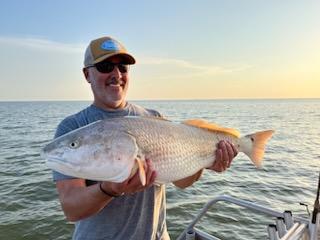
84, 36, 136, 67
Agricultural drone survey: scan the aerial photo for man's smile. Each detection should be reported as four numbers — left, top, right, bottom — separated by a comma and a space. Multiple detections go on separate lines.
106, 78, 125, 87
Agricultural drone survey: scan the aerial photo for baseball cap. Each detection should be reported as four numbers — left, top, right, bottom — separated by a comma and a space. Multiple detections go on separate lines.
84, 36, 136, 67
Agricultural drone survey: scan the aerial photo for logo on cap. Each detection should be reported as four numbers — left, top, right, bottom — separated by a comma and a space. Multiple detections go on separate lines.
100, 40, 120, 51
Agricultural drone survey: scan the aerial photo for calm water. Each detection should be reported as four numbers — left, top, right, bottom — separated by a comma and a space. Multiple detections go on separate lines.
0, 99, 319, 240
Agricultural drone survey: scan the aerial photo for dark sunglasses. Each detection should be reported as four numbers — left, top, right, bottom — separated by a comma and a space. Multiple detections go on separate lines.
88, 62, 129, 74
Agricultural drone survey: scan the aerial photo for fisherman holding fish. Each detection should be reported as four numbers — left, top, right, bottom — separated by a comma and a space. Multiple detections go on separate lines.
48, 36, 239, 240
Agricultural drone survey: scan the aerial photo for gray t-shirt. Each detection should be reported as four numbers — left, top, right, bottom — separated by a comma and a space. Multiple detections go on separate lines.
53, 103, 170, 240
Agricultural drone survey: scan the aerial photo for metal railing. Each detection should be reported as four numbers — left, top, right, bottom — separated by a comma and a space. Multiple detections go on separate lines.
176, 195, 317, 240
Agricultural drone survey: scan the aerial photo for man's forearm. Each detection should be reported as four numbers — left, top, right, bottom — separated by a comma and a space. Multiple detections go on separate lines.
56, 179, 113, 222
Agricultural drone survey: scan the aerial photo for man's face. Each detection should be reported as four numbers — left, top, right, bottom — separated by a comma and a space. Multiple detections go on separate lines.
84, 56, 130, 110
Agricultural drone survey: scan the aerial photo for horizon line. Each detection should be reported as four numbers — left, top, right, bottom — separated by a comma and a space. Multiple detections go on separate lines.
0, 97, 319, 103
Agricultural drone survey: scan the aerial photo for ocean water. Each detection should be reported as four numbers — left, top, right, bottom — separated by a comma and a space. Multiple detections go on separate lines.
0, 99, 319, 240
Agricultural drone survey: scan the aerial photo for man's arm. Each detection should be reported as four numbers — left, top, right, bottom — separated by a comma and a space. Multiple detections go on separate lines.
56, 160, 156, 222
56, 179, 113, 221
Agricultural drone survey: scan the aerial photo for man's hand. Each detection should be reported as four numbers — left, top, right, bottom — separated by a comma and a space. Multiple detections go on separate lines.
207, 140, 238, 172
101, 159, 157, 196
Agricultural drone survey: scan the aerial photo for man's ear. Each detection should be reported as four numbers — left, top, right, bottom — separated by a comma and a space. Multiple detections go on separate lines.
83, 68, 91, 83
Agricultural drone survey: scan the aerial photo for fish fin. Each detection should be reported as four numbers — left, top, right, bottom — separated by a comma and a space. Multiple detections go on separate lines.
129, 164, 138, 179
241, 130, 274, 168
135, 158, 146, 186
173, 169, 204, 189
183, 119, 240, 138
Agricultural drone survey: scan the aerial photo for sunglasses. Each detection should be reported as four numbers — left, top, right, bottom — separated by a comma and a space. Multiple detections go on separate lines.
87, 62, 129, 74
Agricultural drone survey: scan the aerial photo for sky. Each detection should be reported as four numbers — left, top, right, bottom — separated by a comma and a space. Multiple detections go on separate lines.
0, 0, 319, 101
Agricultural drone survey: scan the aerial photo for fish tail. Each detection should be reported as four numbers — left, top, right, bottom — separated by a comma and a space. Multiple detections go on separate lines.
240, 130, 274, 168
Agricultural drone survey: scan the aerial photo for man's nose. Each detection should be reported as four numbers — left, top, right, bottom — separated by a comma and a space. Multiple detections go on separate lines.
110, 65, 122, 78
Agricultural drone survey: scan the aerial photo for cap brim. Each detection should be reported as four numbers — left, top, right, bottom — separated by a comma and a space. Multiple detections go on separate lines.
94, 53, 136, 65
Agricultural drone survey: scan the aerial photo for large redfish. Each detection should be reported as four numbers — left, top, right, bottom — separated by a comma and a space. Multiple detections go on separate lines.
42, 116, 274, 186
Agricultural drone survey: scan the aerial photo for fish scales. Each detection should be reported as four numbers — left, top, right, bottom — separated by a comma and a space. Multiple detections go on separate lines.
122, 118, 228, 182
42, 116, 274, 185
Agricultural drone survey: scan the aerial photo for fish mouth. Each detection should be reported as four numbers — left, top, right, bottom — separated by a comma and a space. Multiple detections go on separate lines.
46, 157, 132, 183
47, 157, 80, 171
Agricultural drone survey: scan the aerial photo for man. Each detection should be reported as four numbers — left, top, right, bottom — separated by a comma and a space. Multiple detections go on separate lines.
53, 36, 237, 240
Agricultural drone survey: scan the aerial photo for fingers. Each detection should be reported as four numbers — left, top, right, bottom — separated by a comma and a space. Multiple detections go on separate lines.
144, 159, 156, 187
217, 148, 226, 171
231, 143, 238, 157
209, 140, 238, 172
124, 159, 157, 195
208, 148, 225, 172
220, 141, 230, 166
230, 142, 238, 167
145, 159, 153, 183
225, 141, 235, 168
127, 169, 142, 186
220, 140, 237, 165
216, 148, 222, 163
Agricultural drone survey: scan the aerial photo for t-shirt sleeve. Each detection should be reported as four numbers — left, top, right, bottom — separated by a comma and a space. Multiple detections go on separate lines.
52, 117, 79, 182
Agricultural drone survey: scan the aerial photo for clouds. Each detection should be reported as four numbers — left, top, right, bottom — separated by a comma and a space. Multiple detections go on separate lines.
0, 36, 255, 100
0, 36, 85, 53
0, 36, 88, 100
0, 35, 319, 100
136, 55, 253, 80
0, 36, 252, 77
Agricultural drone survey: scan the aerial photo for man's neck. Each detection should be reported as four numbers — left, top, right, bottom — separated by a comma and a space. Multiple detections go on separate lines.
93, 101, 127, 111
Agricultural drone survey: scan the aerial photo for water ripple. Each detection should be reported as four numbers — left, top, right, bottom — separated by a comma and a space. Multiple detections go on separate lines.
1, 100, 320, 239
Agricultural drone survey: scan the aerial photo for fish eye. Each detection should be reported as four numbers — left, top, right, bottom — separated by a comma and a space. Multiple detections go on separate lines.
69, 140, 79, 149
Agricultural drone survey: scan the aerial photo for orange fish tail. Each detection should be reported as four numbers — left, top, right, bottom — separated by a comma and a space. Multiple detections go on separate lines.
240, 130, 274, 168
